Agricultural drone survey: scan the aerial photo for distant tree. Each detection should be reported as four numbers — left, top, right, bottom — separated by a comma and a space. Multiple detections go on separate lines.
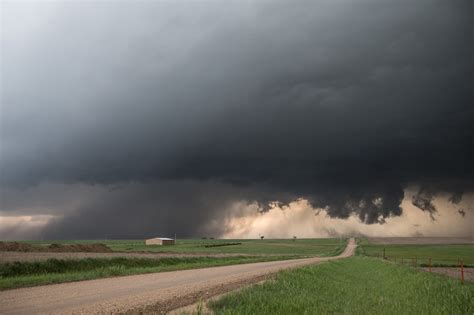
293, 236, 297, 242
260, 235, 264, 240
201, 237, 207, 239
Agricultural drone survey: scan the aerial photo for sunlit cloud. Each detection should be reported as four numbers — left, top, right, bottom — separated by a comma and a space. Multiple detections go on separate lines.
219, 190, 473, 239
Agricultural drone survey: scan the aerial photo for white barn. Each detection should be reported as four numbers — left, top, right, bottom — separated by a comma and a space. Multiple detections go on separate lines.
145, 237, 175, 245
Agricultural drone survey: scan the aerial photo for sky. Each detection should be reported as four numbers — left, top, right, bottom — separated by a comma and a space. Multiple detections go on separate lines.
0, 0, 473, 240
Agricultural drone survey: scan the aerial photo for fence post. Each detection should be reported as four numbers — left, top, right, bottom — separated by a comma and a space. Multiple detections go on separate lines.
383, 248, 386, 260
429, 258, 432, 272
401, 258, 404, 265
461, 260, 464, 285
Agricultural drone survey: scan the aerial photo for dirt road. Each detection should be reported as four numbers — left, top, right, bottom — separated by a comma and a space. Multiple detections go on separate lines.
0, 238, 356, 314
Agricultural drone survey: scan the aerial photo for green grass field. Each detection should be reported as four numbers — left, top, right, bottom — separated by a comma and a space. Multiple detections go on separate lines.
358, 240, 474, 267
0, 255, 293, 290
25, 238, 346, 256
210, 257, 474, 314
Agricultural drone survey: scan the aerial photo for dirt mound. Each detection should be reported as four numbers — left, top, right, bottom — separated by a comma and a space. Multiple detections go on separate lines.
0, 242, 38, 252
46, 243, 113, 252
0, 242, 112, 253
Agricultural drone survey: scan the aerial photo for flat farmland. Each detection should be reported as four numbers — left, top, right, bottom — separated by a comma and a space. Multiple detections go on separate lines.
367, 237, 473, 245
24, 238, 346, 256
360, 238, 474, 267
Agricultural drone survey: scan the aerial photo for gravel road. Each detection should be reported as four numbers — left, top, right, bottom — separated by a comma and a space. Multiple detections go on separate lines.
0, 238, 356, 314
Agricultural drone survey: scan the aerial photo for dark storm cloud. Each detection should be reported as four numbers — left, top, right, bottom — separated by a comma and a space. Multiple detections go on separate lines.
1, 0, 473, 237
449, 192, 463, 205
39, 181, 244, 239
412, 189, 436, 220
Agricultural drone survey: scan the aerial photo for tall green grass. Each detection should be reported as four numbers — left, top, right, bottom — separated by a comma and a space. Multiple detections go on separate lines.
210, 257, 473, 314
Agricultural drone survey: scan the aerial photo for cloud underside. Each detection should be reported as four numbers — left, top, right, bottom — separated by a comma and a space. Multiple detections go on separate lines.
1, 0, 473, 238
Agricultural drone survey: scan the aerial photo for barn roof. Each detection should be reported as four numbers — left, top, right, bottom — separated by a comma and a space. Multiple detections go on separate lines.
149, 237, 174, 240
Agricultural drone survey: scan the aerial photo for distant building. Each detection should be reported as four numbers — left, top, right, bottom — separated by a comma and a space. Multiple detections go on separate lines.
145, 237, 175, 245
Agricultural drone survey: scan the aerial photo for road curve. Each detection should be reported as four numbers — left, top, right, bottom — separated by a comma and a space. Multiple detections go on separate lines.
0, 238, 356, 314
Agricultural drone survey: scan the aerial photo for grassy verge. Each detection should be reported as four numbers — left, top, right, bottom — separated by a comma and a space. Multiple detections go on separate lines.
0, 255, 295, 290
360, 243, 474, 267
210, 257, 474, 314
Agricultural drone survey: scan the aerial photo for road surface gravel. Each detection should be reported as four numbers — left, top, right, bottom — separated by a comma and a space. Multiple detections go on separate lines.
0, 238, 356, 314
